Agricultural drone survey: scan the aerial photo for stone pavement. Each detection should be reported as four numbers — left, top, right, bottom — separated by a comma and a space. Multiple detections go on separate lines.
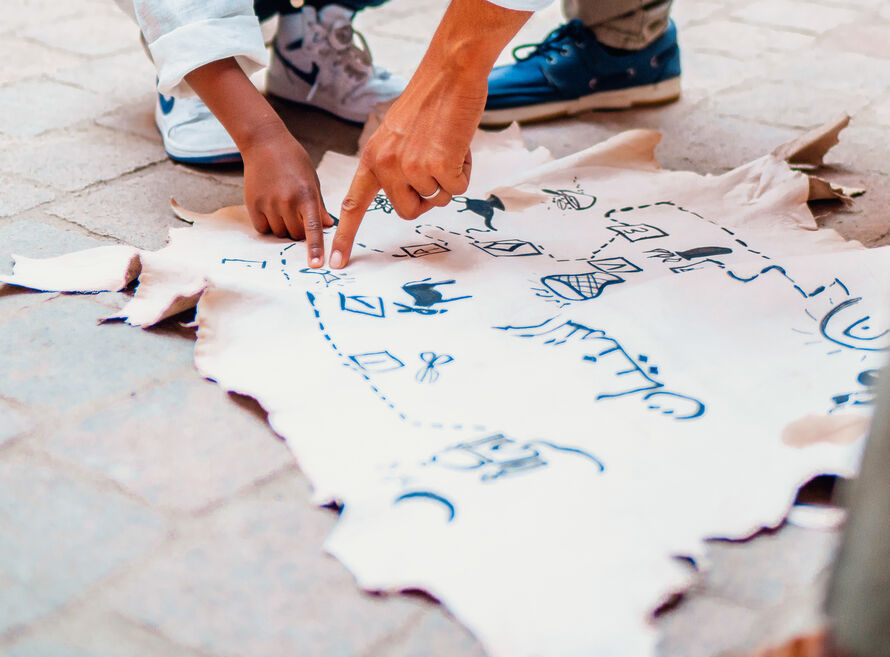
1, 0, 887, 655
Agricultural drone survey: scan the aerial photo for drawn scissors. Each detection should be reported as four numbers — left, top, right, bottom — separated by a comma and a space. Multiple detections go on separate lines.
416, 352, 454, 383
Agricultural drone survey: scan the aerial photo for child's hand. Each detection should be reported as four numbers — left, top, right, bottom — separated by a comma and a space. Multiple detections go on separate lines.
242, 124, 333, 268
184, 58, 333, 268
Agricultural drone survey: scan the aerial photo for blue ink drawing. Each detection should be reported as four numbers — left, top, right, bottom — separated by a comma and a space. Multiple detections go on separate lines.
349, 351, 405, 373
606, 223, 668, 242
820, 297, 889, 352
339, 293, 386, 318
588, 257, 642, 273
540, 271, 624, 301
300, 267, 340, 285
455, 194, 505, 232
416, 352, 454, 383
431, 434, 605, 482
496, 318, 706, 421
394, 279, 472, 315
472, 239, 543, 257
396, 243, 450, 258
543, 188, 596, 211
393, 491, 456, 522
830, 369, 880, 413
221, 258, 267, 269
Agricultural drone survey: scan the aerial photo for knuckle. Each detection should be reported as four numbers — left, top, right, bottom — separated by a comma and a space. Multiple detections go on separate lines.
294, 185, 315, 201
402, 156, 423, 177
378, 149, 399, 169
341, 196, 362, 212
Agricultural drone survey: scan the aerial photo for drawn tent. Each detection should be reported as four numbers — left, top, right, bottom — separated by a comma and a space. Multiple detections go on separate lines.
1, 122, 887, 657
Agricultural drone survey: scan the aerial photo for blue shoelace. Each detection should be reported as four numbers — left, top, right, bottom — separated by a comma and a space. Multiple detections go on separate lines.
512, 19, 586, 63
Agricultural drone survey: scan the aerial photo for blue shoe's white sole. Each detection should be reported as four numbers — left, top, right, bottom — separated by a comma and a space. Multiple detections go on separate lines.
480, 76, 681, 126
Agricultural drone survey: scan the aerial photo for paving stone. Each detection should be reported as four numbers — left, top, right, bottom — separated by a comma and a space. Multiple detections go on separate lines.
681, 20, 815, 58
373, 608, 486, 657
345, 31, 428, 80
0, 295, 195, 413
0, 286, 56, 322
862, 93, 890, 127
52, 51, 156, 104
656, 594, 761, 657
95, 96, 161, 143
758, 50, 890, 98
0, 79, 112, 138
0, 399, 33, 446
269, 97, 362, 167
47, 163, 244, 250
811, 172, 890, 248
0, 454, 166, 636
112, 474, 423, 657
0, 220, 108, 275
22, 13, 139, 58
0, 176, 55, 218
823, 23, 890, 60
0, 605, 206, 657
706, 81, 871, 129
824, 123, 890, 175
358, 6, 444, 44
0, 0, 86, 33
699, 526, 839, 609
678, 50, 764, 103
731, 1, 859, 34
0, 126, 166, 193
42, 378, 294, 513
0, 35, 86, 85
671, 0, 723, 29
525, 101, 799, 174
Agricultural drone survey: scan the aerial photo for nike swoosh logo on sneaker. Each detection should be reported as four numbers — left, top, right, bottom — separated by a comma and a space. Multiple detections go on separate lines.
273, 42, 320, 87
158, 93, 175, 115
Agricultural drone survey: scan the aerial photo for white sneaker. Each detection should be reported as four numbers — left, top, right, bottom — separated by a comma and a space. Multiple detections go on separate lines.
154, 93, 241, 164
266, 6, 406, 124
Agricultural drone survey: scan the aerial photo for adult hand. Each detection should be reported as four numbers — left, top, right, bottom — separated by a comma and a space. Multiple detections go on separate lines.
330, 0, 531, 269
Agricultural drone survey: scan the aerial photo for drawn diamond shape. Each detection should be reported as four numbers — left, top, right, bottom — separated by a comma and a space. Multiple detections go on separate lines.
472, 239, 542, 257
349, 351, 405, 372
588, 257, 642, 273
339, 293, 385, 318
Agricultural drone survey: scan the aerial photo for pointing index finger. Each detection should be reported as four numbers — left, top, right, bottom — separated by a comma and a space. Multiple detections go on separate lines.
331, 163, 380, 269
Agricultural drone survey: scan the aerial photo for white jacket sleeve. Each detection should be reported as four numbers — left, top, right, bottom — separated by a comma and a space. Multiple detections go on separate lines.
485, 0, 555, 10
128, 0, 269, 97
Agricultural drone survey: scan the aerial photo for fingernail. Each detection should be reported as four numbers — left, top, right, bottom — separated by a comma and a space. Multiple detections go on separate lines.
309, 255, 323, 268
330, 250, 344, 269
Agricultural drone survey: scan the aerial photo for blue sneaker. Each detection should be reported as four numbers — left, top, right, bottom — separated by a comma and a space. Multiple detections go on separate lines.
482, 19, 681, 125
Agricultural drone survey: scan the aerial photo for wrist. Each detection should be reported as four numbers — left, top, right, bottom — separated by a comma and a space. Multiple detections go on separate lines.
420, 0, 531, 83
238, 118, 292, 158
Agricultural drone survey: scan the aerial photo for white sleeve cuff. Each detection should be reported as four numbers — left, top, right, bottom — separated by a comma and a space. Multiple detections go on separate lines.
485, 0, 555, 10
149, 14, 269, 97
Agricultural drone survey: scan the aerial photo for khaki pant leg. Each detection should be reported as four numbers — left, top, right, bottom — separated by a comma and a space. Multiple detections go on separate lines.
562, 0, 673, 49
